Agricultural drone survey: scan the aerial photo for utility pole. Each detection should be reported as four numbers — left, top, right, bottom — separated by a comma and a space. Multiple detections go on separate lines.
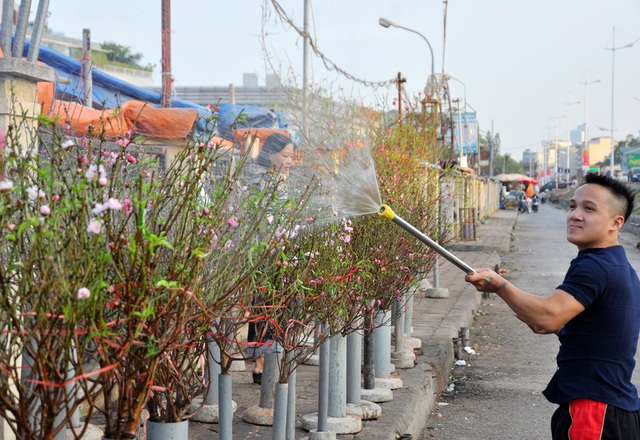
488, 120, 494, 177
82, 29, 92, 108
397, 72, 406, 122
579, 74, 600, 184
302, 0, 310, 137
455, 98, 463, 166
161, 0, 172, 108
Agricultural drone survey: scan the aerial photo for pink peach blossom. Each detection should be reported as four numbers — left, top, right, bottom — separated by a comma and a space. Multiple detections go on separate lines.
77, 287, 90, 300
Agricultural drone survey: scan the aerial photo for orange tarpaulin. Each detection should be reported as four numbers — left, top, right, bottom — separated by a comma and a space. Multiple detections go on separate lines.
44, 99, 200, 140
5, 46, 201, 141
37, 81, 55, 115
121, 101, 198, 139
36, 81, 199, 139
50, 101, 126, 138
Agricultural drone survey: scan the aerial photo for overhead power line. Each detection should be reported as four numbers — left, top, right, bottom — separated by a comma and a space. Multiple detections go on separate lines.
269, 0, 397, 88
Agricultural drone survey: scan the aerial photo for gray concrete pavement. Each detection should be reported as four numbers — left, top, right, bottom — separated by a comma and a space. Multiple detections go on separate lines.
185, 208, 518, 439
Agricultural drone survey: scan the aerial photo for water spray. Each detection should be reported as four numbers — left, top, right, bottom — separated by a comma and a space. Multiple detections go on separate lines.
377, 204, 476, 274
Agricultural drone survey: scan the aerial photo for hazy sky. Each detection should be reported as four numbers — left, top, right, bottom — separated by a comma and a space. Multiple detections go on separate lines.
46, 1, 640, 160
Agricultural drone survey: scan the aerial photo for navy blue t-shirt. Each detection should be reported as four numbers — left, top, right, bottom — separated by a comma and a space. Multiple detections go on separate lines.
542, 246, 640, 411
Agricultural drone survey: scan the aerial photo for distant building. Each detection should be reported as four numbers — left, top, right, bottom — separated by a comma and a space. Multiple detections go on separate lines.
242, 73, 259, 88
150, 73, 295, 108
29, 29, 154, 88
585, 136, 612, 166
520, 148, 541, 177
571, 123, 585, 145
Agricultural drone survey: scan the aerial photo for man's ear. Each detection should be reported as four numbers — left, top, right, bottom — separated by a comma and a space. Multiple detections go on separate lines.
612, 215, 625, 231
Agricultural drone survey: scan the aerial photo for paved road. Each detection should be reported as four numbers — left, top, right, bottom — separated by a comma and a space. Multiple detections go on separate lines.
422, 203, 640, 440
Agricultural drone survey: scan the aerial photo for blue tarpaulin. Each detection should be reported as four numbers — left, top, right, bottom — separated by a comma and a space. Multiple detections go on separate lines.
18, 39, 290, 140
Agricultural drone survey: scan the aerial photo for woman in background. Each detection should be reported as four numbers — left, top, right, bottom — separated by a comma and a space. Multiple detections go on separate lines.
247, 132, 294, 384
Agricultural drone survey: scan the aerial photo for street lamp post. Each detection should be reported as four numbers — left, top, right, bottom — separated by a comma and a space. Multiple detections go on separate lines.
445, 74, 466, 111
579, 75, 601, 180
302, 0, 311, 137
379, 17, 445, 296
454, 98, 464, 165
564, 100, 581, 174
379, 17, 435, 78
551, 114, 566, 185
605, 27, 639, 175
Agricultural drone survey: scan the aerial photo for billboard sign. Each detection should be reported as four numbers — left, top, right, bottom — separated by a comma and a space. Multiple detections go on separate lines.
453, 112, 478, 155
627, 153, 640, 168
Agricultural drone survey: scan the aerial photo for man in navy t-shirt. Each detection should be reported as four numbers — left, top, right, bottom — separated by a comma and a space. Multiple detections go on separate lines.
466, 172, 640, 439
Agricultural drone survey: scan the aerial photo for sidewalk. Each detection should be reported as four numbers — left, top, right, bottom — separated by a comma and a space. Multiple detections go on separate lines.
186, 208, 519, 439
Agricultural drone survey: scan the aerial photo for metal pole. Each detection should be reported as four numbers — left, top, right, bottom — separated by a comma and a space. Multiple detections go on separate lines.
404, 294, 414, 336
434, 173, 442, 288
67, 339, 80, 430
259, 351, 279, 409
26, 0, 49, 63
203, 335, 220, 405
604, 29, 639, 175
378, 204, 475, 273
488, 121, 494, 177
317, 326, 330, 431
565, 101, 580, 174
328, 332, 346, 418
286, 367, 296, 440
1, 0, 13, 58
456, 98, 463, 164
229, 83, 235, 105
394, 300, 404, 354
555, 119, 559, 186
363, 318, 375, 390
302, 0, 310, 136
11, 0, 31, 58
218, 374, 233, 440
378, 17, 434, 76
273, 383, 288, 440
346, 323, 362, 404
397, 72, 403, 121
580, 76, 600, 180
373, 309, 391, 378
610, 26, 615, 175
82, 29, 93, 108
161, 0, 172, 108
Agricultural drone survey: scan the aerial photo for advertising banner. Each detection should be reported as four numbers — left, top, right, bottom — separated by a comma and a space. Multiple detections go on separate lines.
627, 153, 640, 168
453, 112, 478, 155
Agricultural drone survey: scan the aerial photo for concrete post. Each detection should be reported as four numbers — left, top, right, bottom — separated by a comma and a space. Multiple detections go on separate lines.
373, 310, 391, 378
328, 333, 346, 418
0, 59, 54, 149
0, 59, 53, 440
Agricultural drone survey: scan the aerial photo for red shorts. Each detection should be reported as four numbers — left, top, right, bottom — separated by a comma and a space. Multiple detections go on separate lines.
551, 399, 640, 439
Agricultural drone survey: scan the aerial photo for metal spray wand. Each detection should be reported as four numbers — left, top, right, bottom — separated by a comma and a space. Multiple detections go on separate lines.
377, 204, 476, 274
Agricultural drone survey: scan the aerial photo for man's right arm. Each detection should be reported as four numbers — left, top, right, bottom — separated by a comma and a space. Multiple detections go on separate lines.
465, 268, 585, 334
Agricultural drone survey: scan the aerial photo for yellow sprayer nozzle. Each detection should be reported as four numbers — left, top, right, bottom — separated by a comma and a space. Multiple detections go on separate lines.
378, 204, 396, 221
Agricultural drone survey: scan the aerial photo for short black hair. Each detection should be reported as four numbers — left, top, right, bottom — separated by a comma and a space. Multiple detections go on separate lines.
257, 133, 292, 168
584, 172, 635, 221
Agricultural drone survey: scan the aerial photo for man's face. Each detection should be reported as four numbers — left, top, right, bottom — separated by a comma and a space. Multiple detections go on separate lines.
566, 183, 623, 250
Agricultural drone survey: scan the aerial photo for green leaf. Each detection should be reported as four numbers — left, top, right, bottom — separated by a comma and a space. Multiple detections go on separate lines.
17, 218, 39, 236
155, 279, 178, 288
191, 248, 210, 259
